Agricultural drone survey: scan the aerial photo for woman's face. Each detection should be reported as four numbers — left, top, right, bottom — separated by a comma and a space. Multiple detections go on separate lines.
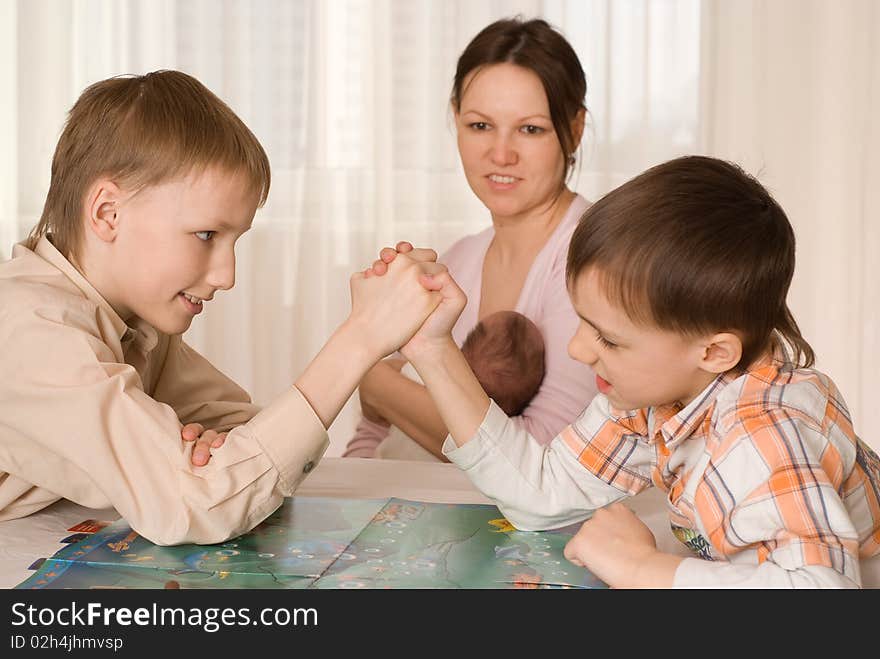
455, 63, 569, 223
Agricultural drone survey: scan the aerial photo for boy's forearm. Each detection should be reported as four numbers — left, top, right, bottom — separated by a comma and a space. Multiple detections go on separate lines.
364, 366, 449, 460
626, 552, 683, 589
295, 320, 378, 429
408, 337, 490, 447
590, 550, 681, 589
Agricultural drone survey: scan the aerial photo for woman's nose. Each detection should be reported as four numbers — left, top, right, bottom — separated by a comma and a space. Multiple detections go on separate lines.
489, 134, 517, 167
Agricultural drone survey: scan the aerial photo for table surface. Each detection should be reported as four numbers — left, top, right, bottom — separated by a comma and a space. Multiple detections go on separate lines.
1, 457, 877, 588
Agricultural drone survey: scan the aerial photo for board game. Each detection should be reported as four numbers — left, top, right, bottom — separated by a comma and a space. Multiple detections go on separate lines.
17, 496, 606, 589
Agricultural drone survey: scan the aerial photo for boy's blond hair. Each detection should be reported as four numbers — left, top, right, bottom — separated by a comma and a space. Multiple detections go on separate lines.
27, 70, 271, 263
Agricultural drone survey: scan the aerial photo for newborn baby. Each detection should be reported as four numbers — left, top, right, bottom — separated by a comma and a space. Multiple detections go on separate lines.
375, 310, 546, 461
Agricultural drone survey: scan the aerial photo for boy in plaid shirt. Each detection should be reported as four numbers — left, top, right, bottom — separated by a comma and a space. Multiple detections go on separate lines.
377, 155, 880, 587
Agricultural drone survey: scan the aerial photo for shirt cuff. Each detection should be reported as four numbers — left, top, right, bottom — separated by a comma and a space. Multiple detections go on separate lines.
671, 556, 859, 588
441, 400, 506, 469
671, 558, 718, 588
246, 385, 330, 495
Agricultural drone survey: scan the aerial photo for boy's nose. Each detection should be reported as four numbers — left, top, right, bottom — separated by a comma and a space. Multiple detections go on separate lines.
568, 334, 598, 366
207, 250, 236, 290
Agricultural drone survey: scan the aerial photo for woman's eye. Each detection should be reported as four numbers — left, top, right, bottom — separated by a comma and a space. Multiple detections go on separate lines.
195, 231, 216, 241
469, 122, 489, 131
521, 125, 544, 135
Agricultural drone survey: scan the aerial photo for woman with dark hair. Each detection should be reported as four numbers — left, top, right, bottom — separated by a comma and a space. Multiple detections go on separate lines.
344, 18, 598, 461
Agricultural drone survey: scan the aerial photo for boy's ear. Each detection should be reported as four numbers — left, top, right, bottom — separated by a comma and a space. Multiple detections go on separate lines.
85, 178, 124, 243
699, 332, 742, 374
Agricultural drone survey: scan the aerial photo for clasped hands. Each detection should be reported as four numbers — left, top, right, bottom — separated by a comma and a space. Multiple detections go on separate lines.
182, 241, 462, 463
350, 241, 466, 362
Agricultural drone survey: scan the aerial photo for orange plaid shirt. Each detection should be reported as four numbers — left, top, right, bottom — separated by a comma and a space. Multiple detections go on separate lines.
560, 357, 880, 583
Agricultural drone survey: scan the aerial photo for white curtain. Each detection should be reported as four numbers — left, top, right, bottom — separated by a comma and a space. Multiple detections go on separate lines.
2, 0, 873, 454
699, 0, 879, 449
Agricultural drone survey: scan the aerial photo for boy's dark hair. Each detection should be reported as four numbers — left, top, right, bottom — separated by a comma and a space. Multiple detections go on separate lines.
566, 155, 814, 370
27, 70, 271, 264
461, 311, 546, 416
451, 17, 586, 182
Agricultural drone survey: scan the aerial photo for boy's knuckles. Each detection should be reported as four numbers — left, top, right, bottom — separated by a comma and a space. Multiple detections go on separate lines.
404, 247, 438, 263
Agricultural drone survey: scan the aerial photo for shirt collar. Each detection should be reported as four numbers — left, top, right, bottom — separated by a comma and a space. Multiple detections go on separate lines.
656, 347, 791, 451
31, 235, 155, 347
657, 375, 730, 451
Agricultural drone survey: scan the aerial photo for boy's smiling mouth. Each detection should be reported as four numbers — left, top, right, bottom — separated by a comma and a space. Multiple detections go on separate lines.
179, 292, 205, 314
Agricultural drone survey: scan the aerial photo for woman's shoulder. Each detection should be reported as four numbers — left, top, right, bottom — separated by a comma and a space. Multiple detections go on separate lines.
439, 226, 494, 285
559, 193, 591, 236
533, 193, 591, 270
440, 225, 494, 263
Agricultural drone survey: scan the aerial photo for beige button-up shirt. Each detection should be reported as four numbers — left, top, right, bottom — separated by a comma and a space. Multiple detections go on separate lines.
0, 237, 329, 545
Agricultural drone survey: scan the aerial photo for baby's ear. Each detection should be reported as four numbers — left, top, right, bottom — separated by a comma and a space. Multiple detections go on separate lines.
699, 332, 742, 374
85, 178, 124, 242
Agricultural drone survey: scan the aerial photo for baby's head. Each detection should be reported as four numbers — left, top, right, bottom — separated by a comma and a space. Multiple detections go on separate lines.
565, 155, 814, 411
28, 70, 270, 334
461, 311, 546, 416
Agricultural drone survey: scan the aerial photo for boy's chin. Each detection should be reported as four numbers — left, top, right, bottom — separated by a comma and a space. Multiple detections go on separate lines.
605, 394, 642, 413
148, 312, 194, 336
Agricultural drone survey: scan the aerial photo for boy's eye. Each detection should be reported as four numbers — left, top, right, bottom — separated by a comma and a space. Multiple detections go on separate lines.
469, 122, 490, 131
596, 334, 618, 349
195, 231, 216, 241
520, 125, 544, 135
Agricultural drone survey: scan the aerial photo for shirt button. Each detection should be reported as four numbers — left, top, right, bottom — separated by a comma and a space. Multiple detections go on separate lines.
302, 460, 315, 474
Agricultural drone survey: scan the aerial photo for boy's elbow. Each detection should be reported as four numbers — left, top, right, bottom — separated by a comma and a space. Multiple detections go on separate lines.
498, 502, 592, 533
137, 523, 240, 547
497, 507, 555, 532
129, 521, 188, 547
130, 507, 248, 547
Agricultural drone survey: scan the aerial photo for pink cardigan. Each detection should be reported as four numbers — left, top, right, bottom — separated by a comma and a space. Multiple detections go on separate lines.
344, 195, 598, 457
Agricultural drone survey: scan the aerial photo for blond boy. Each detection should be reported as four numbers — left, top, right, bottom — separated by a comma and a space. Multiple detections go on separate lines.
0, 70, 442, 545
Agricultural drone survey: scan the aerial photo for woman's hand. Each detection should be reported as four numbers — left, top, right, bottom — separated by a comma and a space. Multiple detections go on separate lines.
180, 423, 228, 467
348, 248, 446, 360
